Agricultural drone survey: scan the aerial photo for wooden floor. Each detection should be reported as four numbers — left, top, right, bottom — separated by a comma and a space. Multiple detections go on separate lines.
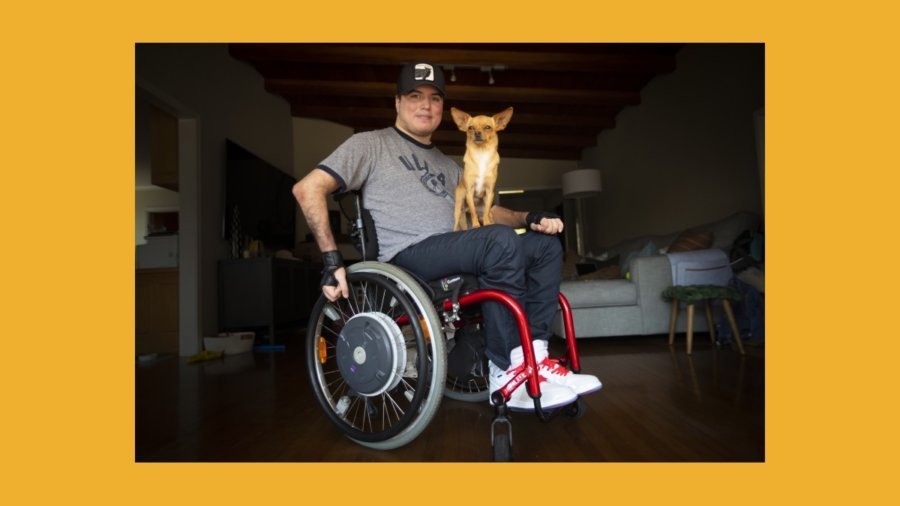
136, 335, 764, 462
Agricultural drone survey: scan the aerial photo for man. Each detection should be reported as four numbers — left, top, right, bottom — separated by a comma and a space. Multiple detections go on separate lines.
293, 62, 600, 410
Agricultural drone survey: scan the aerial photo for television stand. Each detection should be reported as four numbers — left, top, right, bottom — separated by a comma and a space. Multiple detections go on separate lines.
217, 257, 320, 345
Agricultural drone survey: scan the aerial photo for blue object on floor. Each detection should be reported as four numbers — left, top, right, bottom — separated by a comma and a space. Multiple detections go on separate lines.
254, 344, 286, 352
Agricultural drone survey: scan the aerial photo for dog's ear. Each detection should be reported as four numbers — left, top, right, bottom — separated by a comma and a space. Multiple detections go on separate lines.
493, 107, 514, 131
450, 107, 470, 131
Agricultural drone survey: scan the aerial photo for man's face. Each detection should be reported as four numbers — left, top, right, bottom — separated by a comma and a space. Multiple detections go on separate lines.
395, 85, 444, 140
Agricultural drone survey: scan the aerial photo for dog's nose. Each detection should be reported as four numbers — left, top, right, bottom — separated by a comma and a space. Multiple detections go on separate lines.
474, 132, 483, 141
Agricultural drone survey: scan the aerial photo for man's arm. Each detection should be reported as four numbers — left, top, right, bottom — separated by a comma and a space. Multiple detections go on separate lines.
492, 205, 564, 235
293, 169, 348, 300
490, 205, 526, 228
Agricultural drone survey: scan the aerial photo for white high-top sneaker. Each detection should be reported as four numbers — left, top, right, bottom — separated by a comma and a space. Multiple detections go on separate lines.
532, 339, 603, 396
488, 346, 577, 410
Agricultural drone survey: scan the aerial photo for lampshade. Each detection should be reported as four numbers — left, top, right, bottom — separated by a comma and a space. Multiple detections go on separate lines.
562, 169, 602, 198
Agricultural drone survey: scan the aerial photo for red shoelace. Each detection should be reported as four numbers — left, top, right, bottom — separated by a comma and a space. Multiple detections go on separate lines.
538, 357, 571, 377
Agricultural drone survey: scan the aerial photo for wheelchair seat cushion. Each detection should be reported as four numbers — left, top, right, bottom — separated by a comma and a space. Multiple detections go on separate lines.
427, 274, 479, 302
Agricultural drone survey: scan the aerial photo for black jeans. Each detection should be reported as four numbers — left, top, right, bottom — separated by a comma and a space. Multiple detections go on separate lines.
392, 225, 563, 370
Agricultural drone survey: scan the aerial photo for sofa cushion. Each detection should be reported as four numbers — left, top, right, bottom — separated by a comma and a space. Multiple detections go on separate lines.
560, 279, 637, 309
667, 230, 713, 252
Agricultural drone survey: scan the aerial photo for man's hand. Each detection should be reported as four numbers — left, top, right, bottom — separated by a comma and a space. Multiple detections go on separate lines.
322, 267, 349, 301
321, 250, 349, 301
526, 211, 564, 235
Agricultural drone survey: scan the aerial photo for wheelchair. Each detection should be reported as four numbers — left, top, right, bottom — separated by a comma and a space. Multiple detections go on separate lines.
305, 193, 585, 461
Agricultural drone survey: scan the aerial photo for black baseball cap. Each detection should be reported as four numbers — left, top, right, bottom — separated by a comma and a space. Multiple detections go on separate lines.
396, 62, 446, 97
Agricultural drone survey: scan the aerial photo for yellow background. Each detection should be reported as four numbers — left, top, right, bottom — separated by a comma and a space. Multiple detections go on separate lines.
3, 0, 898, 504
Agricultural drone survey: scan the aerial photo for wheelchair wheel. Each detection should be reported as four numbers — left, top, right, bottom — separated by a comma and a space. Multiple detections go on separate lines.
444, 349, 490, 403
564, 397, 586, 419
444, 374, 490, 402
306, 262, 447, 450
443, 321, 490, 402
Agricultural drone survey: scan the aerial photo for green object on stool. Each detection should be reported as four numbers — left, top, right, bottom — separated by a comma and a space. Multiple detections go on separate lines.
662, 285, 745, 355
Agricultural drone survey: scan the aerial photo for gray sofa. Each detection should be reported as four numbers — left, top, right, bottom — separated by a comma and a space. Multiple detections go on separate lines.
552, 211, 762, 339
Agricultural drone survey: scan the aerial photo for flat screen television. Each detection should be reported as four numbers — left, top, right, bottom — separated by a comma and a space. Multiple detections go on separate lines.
222, 140, 296, 252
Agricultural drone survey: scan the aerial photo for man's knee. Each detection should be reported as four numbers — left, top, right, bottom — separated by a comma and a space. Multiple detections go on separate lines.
525, 232, 563, 261
540, 233, 563, 257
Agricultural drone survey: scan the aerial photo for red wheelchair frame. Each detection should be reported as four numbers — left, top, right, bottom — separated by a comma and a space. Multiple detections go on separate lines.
444, 289, 580, 412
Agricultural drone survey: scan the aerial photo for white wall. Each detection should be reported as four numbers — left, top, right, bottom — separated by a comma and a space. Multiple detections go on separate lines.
581, 44, 764, 252
495, 157, 579, 191
292, 117, 354, 242
136, 43, 294, 352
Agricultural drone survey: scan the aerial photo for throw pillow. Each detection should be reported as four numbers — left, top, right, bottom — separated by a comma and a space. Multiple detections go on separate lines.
668, 230, 714, 253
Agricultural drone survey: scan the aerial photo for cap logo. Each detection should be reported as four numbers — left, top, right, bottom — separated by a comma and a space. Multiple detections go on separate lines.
414, 63, 435, 82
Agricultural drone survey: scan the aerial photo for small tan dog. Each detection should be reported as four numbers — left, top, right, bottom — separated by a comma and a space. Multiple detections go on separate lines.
450, 106, 514, 231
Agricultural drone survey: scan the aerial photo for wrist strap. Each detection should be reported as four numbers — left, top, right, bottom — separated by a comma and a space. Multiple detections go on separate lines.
320, 250, 345, 287
322, 250, 344, 269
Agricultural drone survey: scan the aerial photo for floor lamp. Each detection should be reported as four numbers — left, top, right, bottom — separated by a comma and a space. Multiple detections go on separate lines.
562, 169, 602, 257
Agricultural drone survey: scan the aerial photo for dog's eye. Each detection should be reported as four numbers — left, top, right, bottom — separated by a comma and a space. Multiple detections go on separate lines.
484, 126, 492, 131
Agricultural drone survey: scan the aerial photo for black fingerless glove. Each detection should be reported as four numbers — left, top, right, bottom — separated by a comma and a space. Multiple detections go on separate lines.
320, 250, 345, 287
525, 211, 560, 228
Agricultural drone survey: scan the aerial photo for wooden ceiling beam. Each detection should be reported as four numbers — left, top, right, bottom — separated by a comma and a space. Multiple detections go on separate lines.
268, 79, 639, 106
291, 104, 616, 129
249, 61, 661, 90
232, 44, 676, 73
288, 94, 621, 117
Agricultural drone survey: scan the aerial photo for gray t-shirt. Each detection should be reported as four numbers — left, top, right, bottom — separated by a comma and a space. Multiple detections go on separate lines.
317, 126, 461, 262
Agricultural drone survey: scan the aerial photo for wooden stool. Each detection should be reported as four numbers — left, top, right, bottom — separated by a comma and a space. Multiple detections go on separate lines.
663, 285, 745, 355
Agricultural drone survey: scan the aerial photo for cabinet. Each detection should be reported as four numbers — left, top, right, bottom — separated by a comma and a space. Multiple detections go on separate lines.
218, 257, 320, 344
150, 104, 178, 191
136, 268, 179, 354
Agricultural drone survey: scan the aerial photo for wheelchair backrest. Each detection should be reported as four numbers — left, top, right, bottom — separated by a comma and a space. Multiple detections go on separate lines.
335, 190, 379, 261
